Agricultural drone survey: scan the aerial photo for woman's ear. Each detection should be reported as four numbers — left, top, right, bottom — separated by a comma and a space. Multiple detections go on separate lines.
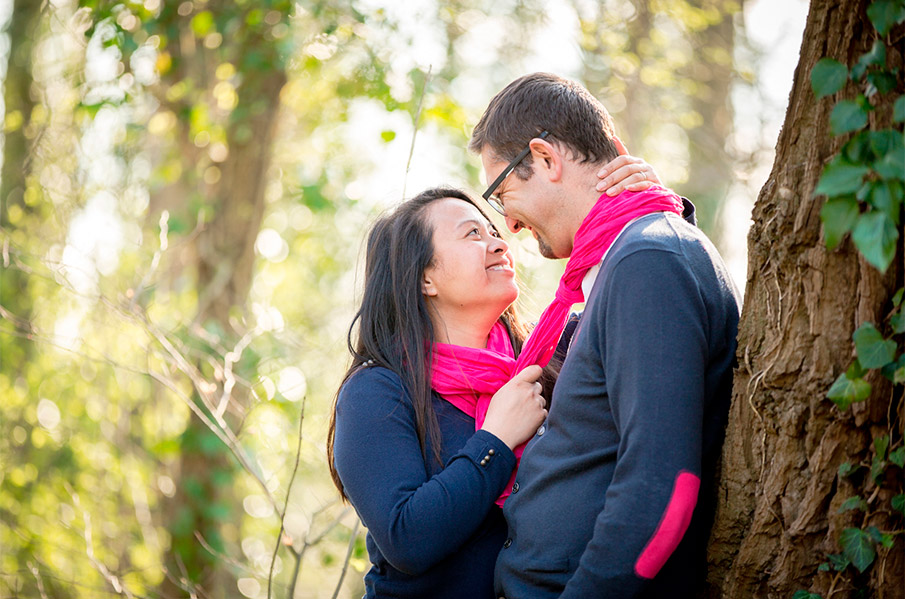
422, 271, 438, 297
528, 137, 563, 183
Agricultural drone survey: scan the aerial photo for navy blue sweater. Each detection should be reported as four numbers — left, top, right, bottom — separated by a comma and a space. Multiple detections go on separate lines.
495, 206, 740, 598
333, 366, 517, 598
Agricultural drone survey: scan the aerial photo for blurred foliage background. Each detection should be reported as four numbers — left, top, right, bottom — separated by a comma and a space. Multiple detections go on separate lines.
0, 0, 803, 597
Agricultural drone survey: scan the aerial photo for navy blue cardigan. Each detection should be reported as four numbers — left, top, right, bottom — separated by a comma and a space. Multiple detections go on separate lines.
495, 205, 740, 598
333, 366, 517, 598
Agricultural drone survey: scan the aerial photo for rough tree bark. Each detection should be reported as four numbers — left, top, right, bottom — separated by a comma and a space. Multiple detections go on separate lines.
705, 0, 904, 597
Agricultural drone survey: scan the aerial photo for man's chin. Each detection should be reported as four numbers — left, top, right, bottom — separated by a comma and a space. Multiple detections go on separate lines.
537, 238, 558, 259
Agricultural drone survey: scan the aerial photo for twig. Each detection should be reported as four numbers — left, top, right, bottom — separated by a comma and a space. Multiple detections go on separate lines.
68, 486, 136, 599
402, 65, 432, 199
27, 561, 49, 599
268, 396, 307, 599
331, 520, 361, 599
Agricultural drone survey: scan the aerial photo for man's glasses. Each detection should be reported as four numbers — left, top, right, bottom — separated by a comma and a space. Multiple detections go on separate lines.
481, 130, 550, 217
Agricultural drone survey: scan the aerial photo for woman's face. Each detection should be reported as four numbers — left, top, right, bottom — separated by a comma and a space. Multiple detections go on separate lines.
421, 198, 518, 319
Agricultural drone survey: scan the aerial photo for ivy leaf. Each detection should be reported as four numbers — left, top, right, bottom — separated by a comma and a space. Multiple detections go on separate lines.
838, 461, 855, 478
844, 131, 873, 162
873, 140, 905, 181
864, 526, 892, 549
867, 71, 898, 95
847, 358, 867, 379
894, 96, 905, 122
890, 446, 904, 468
870, 129, 903, 158
871, 455, 887, 482
793, 592, 822, 599
861, 40, 888, 68
814, 158, 870, 197
853, 323, 897, 368
892, 494, 905, 515
811, 58, 848, 99
874, 434, 890, 459
830, 100, 869, 136
867, 0, 905, 36
827, 371, 872, 409
838, 495, 868, 513
881, 353, 905, 381
851, 212, 898, 272
893, 287, 904, 308
820, 197, 859, 249
839, 528, 876, 573
827, 552, 851, 571
818, 562, 831, 572
869, 182, 901, 224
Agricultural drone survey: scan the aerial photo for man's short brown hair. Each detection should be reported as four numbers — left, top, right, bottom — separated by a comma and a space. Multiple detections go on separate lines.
469, 72, 619, 179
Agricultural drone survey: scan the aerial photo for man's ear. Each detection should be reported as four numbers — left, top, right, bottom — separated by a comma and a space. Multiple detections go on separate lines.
528, 137, 563, 183
612, 135, 629, 156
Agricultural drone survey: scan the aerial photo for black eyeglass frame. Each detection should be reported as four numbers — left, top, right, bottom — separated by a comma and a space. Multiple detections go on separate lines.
481, 130, 550, 216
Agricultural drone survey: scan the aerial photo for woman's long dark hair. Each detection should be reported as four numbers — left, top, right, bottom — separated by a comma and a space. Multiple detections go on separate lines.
327, 187, 555, 499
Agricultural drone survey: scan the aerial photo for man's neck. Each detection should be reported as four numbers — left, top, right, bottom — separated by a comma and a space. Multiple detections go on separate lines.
562, 163, 608, 253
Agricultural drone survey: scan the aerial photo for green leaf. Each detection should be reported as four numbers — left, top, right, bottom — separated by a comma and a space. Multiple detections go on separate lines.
869, 182, 900, 223
871, 455, 887, 482
814, 158, 870, 197
867, 0, 905, 36
818, 562, 831, 572
874, 434, 890, 459
894, 96, 905, 122
838, 495, 868, 513
380, 130, 396, 142
827, 552, 850, 571
811, 58, 849, 98
839, 527, 876, 573
892, 288, 904, 308
872, 137, 905, 181
892, 493, 905, 515
844, 131, 873, 163
853, 323, 897, 368
838, 461, 855, 478
793, 591, 822, 599
852, 212, 898, 272
830, 100, 869, 136
820, 197, 859, 249
895, 364, 905, 384
867, 71, 898, 95
190, 10, 215, 37
865, 526, 893, 549
827, 371, 872, 409
870, 129, 904, 159
847, 358, 867, 379
861, 40, 888, 68
890, 446, 904, 468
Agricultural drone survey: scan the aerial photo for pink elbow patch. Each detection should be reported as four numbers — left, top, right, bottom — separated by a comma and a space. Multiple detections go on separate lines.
634, 471, 700, 579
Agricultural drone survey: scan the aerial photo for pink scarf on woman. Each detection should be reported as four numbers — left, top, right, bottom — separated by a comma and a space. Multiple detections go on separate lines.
431, 186, 685, 505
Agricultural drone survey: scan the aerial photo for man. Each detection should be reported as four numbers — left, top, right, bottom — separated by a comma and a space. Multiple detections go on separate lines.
469, 72, 740, 598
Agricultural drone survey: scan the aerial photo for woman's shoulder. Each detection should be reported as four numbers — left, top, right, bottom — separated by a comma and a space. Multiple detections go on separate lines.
338, 364, 411, 407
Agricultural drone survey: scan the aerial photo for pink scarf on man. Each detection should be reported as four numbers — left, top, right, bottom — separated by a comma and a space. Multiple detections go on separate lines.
431, 186, 685, 505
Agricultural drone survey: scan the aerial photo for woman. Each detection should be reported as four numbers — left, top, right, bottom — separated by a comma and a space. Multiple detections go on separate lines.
328, 160, 658, 598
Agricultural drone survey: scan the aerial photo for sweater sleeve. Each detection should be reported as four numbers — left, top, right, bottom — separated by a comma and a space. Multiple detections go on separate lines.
332, 367, 516, 575
560, 249, 708, 598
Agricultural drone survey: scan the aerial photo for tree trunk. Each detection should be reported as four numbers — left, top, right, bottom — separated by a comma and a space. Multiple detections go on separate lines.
154, 4, 288, 596
705, 0, 904, 597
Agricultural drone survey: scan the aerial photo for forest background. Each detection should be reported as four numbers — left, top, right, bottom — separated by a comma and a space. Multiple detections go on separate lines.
4, 0, 893, 598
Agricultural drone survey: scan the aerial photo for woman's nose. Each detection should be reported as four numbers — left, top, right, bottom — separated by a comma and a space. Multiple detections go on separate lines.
489, 236, 509, 254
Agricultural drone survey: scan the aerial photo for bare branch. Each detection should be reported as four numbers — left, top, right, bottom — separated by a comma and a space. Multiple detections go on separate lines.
331, 520, 361, 599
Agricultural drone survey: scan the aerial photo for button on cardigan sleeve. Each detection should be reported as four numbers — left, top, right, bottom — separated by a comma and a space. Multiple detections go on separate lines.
333, 367, 516, 576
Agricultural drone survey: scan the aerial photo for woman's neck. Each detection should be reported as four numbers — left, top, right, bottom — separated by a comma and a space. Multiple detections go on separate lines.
430, 307, 499, 349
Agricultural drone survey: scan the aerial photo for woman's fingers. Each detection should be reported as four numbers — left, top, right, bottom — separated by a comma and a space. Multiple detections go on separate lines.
596, 156, 663, 195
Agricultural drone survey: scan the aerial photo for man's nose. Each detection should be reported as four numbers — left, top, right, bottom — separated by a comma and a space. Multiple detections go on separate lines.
505, 216, 522, 233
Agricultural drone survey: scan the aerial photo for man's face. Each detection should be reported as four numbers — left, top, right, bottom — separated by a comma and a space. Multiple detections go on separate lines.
480, 150, 571, 259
